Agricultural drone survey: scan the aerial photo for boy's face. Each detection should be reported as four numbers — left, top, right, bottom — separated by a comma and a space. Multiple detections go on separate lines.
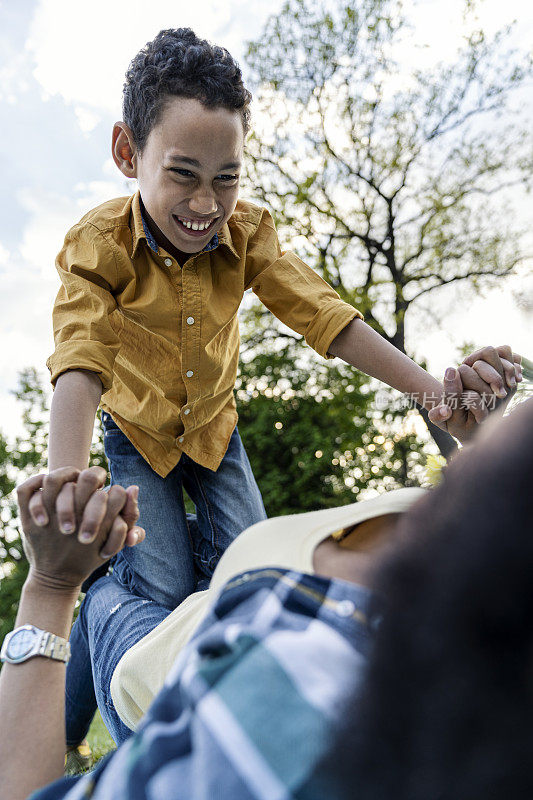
117, 97, 244, 258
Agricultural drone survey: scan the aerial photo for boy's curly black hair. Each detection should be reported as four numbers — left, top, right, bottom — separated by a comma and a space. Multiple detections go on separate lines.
327, 399, 533, 800
123, 28, 252, 151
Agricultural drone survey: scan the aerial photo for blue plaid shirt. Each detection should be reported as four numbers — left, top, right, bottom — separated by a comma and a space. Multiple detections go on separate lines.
32, 569, 376, 800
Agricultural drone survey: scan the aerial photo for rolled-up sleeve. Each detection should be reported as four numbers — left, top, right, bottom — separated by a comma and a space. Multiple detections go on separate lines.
245, 209, 362, 359
46, 224, 121, 391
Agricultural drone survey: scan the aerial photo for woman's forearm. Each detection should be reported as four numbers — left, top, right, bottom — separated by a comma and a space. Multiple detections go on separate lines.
48, 369, 103, 471
0, 577, 79, 800
328, 318, 443, 410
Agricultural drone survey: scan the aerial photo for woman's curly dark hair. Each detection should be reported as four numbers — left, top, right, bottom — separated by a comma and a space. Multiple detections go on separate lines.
122, 28, 252, 151
327, 400, 533, 800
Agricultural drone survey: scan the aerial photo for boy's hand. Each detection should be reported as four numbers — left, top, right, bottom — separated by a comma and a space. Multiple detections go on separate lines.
17, 466, 145, 592
428, 368, 485, 442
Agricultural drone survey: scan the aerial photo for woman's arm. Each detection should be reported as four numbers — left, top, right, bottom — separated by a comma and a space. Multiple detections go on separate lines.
0, 575, 79, 800
0, 469, 142, 800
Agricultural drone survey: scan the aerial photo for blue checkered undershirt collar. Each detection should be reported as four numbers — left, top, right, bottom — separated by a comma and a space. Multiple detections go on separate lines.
140, 207, 219, 255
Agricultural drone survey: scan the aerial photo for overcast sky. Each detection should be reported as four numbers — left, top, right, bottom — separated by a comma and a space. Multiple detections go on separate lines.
0, 0, 531, 442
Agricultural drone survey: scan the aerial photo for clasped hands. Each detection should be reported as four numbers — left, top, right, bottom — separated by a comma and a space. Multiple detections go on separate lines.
427, 344, 521, 441
17, 466, 145, 593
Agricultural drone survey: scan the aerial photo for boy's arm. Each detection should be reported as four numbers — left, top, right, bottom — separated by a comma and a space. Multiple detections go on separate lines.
327, 318, 456, 407
48, 369, 103, 471
328, 319, 516, 443
45, 371, 142, 537
47, 222, 122, 471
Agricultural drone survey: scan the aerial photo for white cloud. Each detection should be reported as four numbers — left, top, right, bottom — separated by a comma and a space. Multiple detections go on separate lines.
27, 0, 284, 115
0, 183, 128, 440
0, 48, 33, 103
0, 241, 9, 266
74, 106, 102, 134
0, 257, 54, 439
16, 189, 79, 272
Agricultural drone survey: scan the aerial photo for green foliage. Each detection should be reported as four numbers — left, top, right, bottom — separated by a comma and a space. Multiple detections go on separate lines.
88, 710, 116, 765
0, 368, 49, 641
0, 554, 28, 643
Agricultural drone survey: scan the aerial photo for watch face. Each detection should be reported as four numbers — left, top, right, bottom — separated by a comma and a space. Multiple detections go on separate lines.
7, 627, 37, 661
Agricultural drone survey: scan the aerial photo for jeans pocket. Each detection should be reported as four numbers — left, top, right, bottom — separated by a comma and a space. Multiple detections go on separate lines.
111, 554, 137, 595
193, 538, 221, 577
103, 422, 138, 464
101, 411, 122, 435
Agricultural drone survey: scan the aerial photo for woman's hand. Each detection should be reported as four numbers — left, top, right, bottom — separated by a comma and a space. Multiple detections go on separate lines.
459, 344, 521, 401
17, 466, 145, 592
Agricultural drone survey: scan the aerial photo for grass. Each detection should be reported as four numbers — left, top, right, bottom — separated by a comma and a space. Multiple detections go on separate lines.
64, 711, 115, 777
87, 710, 115, 765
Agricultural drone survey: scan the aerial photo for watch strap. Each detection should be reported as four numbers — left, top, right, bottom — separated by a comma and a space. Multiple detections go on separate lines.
39, 632, 71, 663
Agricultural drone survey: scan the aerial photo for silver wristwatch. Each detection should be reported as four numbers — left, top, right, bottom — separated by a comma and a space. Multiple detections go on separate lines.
0, 624, 71, 664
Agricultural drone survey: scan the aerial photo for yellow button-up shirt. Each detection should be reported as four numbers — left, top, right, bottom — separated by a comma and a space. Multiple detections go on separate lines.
47, 192, 361, 476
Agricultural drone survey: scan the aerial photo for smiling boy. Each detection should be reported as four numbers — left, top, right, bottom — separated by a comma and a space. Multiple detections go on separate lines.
120, 100, 242, 253
45, 28, 518, 758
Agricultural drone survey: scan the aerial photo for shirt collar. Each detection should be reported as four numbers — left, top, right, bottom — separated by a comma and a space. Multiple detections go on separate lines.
130, 190, 231, 259
216, 222, 239, 259
140, 209, 160, 253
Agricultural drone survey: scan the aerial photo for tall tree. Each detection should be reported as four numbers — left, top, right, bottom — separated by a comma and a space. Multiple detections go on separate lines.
243, 0, 533, 455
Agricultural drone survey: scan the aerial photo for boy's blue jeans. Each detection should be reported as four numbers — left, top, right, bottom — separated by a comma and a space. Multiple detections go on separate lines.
66, 576, 169, 745
65, 413, 266, 746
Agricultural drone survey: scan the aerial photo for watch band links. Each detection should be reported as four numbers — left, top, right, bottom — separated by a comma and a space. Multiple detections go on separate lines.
39, 632, 71, 663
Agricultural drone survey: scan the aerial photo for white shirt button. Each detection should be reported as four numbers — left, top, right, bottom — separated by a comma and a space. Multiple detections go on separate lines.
178, 436, 184, 443
336, 600, 356, 618
184, 408, 191, 415
164, 258, 173, 267
186, 316, 195, 325
186, 370, 194, 378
